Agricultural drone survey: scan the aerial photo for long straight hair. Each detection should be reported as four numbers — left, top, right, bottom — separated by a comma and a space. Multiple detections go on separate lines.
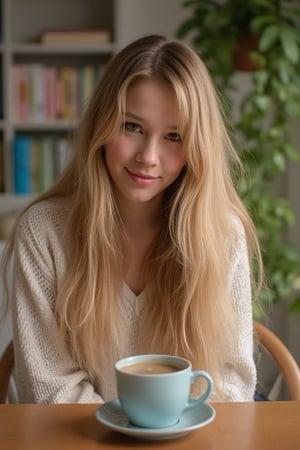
2, 35, 263, 399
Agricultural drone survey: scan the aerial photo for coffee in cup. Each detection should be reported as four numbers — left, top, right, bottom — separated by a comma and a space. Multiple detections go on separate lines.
115, 354, 213, 428
120, 360, 180, 375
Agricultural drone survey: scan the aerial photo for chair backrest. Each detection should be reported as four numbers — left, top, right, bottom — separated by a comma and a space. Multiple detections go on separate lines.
254, 320, 300, 401
0, 341, 14, 403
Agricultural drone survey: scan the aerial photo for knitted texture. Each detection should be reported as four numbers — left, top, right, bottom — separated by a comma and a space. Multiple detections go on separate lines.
11, 199, 256, 403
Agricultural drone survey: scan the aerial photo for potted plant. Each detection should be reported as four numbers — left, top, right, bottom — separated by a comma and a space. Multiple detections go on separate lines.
177, 0, 300, 318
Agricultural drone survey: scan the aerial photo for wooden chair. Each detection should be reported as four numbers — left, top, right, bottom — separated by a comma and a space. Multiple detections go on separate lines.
254, 320, 300, 401
0, 323, 299, 402
0, 341, 14, 403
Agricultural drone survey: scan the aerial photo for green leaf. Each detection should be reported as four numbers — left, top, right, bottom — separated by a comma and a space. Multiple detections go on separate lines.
276, 59, 291, 84
251, 15, 278, 33
252, 0, 276, 12
253, 94, 270, 112
252, 70, 269, 92
250, 51, 267, 68
280, 27, 299, 63
289, 297, 300, 320
176, 17, 200, 38
286, 100, 300, 118
274, 200, 294, 223
271, 79, 288, 101
259, 24, 280, 51
273, 152, 286, 171
284, 144, 300, 161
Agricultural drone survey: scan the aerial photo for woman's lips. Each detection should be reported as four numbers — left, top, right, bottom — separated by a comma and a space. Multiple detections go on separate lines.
125, 168, 158, 186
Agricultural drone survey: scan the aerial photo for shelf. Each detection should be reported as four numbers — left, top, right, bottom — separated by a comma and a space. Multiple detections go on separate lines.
11, 43, 115, 55
0, 193, 37, 211
13, 120, 78, 131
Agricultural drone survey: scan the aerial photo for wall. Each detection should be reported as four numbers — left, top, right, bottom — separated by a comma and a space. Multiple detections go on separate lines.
115, 0, 187, 48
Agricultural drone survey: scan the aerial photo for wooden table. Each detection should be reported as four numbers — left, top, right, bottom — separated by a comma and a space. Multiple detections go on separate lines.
0, 401, 299, 450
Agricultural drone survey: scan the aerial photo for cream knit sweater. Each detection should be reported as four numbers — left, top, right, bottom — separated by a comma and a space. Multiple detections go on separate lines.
11, 199, 256, 403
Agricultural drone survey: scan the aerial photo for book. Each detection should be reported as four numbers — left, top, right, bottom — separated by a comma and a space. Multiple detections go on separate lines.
53, 137, 70, 178
54, 74, 64, 120
60, 67, 79, 120
30, 137, 41, 193
79, 65, 96, 113
40, 137, 54, 192
40, 28, 111, 46
13, 136, 31, 194
30, 64, 46, 122
45, 67, 57, 120
12, 63, 102, 122
13, 65, 30, 121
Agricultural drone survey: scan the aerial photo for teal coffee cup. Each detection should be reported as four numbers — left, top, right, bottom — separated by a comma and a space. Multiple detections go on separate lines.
115, 354, 213, 428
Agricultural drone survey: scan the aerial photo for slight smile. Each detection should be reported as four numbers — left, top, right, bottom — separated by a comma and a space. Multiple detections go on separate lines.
125, 168, 159, 186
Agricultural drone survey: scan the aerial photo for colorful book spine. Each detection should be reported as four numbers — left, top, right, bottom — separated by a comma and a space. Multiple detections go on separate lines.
30, 64, 46, 122
60, 67, 80, 120
79, 65, 96, 112
12, 63, 106, 122
13, 65, 30, 121
40, 137, 54, 192
45, 67, 57, 120
30, 137, 41, 193
53, 137, 69, 178
13, 136, 31, 194
13, 135, 69, 194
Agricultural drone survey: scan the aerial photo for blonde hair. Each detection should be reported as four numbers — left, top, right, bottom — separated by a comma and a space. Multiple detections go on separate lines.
2, 35, 262, 399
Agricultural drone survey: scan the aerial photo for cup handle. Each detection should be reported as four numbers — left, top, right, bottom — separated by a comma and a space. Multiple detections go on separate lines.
186, 370, 213, 410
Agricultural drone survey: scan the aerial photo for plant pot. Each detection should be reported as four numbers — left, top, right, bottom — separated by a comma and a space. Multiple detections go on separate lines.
233, 34, 260, 71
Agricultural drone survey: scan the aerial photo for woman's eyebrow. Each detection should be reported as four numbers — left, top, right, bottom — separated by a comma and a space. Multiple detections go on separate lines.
125, 111, 144, 121
124, 111, 178, 130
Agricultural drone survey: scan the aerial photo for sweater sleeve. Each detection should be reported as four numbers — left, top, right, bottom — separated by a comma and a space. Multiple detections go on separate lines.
221, 224, 257, 401
11, 202, 103, 404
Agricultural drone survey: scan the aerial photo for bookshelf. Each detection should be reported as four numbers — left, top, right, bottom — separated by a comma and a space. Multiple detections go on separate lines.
0, 0, 116, 214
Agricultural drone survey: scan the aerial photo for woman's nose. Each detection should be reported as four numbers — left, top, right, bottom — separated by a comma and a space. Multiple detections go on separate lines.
135, 137, 159, 166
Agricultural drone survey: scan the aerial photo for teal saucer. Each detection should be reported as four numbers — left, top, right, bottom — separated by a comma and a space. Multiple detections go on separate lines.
95, 399, 216, 440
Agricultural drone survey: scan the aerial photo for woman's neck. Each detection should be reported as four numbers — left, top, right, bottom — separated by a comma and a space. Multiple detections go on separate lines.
115, 196, 162, 295
116, 196, 162, 238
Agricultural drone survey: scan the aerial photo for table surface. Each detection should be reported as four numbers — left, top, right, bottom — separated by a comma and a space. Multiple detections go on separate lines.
0, 401, 299, 450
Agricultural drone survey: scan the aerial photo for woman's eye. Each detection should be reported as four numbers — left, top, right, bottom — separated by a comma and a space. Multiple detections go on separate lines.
166, 132, 182, 142
123, 122, 142, 133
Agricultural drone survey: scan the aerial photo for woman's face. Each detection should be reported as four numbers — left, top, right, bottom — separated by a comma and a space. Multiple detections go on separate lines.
104, 78, 186, 210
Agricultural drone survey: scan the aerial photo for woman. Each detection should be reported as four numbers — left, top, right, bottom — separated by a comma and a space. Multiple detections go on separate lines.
3, 35, 262, 403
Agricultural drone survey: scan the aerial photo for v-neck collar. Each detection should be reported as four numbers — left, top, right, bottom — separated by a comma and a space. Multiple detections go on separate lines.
123, 282, 145, 300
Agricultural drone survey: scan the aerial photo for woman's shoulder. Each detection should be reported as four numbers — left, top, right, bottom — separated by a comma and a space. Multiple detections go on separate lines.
226, 213, 246, 242
16, 197, 69, 239
231, 214, 246, 238
226, 213, 248, 259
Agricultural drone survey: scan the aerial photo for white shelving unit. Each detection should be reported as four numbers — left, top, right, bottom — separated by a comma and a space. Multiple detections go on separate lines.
0, 0, 116, 212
